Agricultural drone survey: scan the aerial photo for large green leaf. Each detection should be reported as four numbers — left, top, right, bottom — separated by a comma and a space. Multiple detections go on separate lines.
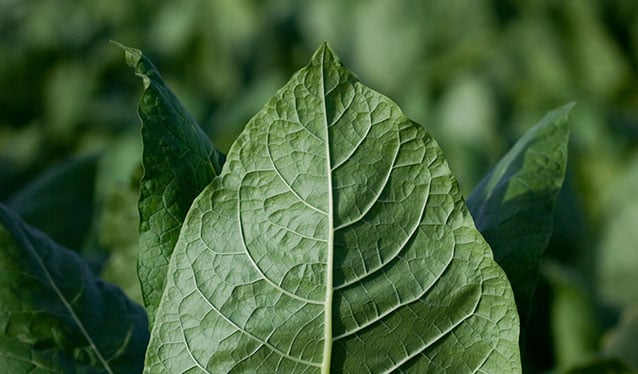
145, 43, 520, 373
118, 43, 226, 327
0, 204, 149, 373
467, 104, 572, 327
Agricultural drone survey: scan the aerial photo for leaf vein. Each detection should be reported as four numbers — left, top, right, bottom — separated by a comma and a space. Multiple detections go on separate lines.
16, 229, 114, 374
333, 231, 452, 340
237, 186, 324, 305
266, 127, 329, 216
382, 283, 481, 373
334, 181, 431, 290
333, 133, 401, 231
193, 287, 322, 367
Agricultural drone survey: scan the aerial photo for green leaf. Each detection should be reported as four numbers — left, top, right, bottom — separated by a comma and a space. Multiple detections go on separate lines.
117, 43, 226, 327
7, 153, 99, 255
467, 104, 572, 327
145, 43, 520, 373
0, 204, 149, 373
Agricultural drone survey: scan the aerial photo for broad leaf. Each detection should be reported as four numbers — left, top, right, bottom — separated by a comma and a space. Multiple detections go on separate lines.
0, 204, 149, 373
118, 43, 226, 327
145, 43, 520, 373
467, 104, 572, 327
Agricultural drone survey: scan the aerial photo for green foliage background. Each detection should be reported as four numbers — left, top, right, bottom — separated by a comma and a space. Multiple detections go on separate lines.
1, 0, 637, 372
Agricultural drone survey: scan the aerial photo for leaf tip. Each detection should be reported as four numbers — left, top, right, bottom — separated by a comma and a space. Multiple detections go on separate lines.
311, 41, 339, 67
111, 41, 143, 69
547, 102, 576, 133
112, 42, 151, 89
561, 101, 577, 117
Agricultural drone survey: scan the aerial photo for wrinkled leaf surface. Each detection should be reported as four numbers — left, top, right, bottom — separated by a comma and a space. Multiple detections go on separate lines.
145, 43, 520, 373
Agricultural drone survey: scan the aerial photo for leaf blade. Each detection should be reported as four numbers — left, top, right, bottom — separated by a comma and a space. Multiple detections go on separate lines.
118, 43, 226, 327
145, 43, 520, 373
467, 103, 572, 327
0, 204, 149, 373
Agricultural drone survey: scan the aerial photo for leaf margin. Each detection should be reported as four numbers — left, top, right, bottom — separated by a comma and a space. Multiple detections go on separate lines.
114, 41, 226, 327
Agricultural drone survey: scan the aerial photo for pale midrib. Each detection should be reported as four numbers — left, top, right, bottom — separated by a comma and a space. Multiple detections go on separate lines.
20, 230, 113, 373
319, 48, 335, 374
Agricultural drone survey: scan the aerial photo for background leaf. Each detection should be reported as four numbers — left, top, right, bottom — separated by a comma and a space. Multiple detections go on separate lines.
7, 153, 99, 256
543, 260, 599, 371
0, 204, 149, 373
119, 44, 226, 327
5, 131, 147, 305
145, 43, 520, 373
92, 130, 144, 304
602, 305, 638, 372
596, 155, 638, 308
467, 104, 572, 328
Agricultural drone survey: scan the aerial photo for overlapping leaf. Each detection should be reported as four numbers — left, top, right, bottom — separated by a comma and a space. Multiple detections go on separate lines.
467, 104, 571, 328
144, 43, 520, 373
0, 204, 149, 373
118, 43, 226, 327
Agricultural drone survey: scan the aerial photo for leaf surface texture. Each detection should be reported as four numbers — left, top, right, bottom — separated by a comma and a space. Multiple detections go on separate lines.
145, 43, 520, 373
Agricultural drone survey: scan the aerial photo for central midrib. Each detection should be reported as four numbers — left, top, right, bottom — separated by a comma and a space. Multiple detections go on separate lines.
319, 47, 335, 374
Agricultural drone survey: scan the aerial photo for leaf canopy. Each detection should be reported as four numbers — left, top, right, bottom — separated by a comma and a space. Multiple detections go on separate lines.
144, 43, 520, 373
0, 204, 149, 373
118, 43, 226, 327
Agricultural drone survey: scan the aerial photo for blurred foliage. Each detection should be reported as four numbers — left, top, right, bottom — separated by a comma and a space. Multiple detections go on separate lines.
1, 0, 638, 372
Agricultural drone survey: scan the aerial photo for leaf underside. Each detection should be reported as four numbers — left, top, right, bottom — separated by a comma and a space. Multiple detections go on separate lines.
145, 43, 520, 373
119, 43, 225, 328
467, 104, 571, 328
0, 204, 149, 373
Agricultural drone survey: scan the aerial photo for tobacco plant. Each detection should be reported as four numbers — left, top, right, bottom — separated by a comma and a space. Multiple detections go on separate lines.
0, 43, 571, 373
